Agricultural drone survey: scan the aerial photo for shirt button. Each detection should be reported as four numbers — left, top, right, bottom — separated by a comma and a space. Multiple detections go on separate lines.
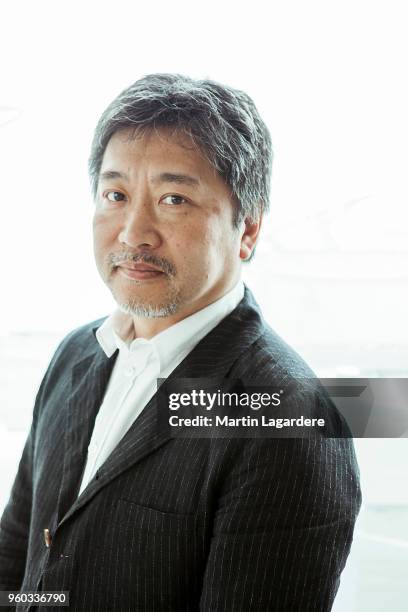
125, 366, 135, 377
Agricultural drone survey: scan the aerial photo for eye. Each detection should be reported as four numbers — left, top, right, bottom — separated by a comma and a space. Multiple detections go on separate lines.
160, 194, 188, 206
103, 191, 126, 202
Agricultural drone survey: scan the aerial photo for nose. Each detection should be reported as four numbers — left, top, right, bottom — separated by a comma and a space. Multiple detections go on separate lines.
118, 201, 162, 250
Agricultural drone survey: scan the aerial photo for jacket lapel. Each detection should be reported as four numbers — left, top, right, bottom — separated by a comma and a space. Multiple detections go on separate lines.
58, 287, 265, 526
56, 347, 118, 523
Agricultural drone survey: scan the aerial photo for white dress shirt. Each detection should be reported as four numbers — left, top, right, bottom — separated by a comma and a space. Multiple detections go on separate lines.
78, 282, 244, 496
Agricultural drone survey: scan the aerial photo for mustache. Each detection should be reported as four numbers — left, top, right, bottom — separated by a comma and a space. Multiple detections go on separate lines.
108, 252, 176, 276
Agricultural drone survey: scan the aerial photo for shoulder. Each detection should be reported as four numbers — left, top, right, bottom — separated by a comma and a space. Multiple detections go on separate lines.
29, 317, 108, 424
230, 316, 316, 383
228, 296, 352, 437
56, 316, 107, 354
223, 286, 314, 381
37, 317, 108, 387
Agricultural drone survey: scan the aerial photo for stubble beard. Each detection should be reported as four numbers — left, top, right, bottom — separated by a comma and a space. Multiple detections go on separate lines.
116, 284, 181, 318
106, 251, 181, 318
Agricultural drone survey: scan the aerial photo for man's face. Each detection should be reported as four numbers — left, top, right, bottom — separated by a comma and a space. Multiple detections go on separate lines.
93, 128, 250, 327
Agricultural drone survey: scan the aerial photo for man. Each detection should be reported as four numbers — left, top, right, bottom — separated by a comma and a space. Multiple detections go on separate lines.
0, 74, 361, 611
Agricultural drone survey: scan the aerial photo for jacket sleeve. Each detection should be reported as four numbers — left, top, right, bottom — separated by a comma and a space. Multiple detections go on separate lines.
0, 420, 36, 589
199, 435, 361, 611
0, 334, 69, 589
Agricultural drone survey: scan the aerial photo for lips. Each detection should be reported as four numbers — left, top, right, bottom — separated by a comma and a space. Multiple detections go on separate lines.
115, 261, 165, 280
118, 262, 164, 273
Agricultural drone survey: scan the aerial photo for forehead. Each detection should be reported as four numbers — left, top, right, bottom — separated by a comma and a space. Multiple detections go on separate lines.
100, 127, 216, 179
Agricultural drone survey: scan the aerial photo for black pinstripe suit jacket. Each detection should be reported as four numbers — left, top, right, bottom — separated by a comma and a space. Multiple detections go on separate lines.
0, 287, 361, 611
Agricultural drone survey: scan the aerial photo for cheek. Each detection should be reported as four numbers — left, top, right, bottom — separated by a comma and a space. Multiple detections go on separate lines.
172, 225, 213, 261
93, 212, 118, 250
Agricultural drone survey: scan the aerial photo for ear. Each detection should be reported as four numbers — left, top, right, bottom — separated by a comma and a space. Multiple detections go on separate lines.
239, 213, 263, 260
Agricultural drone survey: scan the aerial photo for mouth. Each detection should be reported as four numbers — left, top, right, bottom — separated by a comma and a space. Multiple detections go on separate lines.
115, 262, 166, 281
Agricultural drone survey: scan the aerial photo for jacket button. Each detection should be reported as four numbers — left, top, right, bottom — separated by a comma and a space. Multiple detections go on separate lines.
44, 528, 52, 548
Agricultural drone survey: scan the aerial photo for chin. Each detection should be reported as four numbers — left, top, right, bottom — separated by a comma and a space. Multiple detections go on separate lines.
114, 284, 181, 318
118, 299, 179, 318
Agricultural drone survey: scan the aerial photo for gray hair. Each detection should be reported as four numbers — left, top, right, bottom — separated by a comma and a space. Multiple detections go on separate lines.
88, 74, 272, 227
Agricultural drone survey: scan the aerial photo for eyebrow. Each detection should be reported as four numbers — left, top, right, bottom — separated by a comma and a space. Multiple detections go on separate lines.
99, 170, 129, 182
99, 170, 200, 188
151, 172, 200, 188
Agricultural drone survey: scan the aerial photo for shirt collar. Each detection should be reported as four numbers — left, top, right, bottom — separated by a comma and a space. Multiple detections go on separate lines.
95, 309, 135, 357
96, 281, 245, 370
